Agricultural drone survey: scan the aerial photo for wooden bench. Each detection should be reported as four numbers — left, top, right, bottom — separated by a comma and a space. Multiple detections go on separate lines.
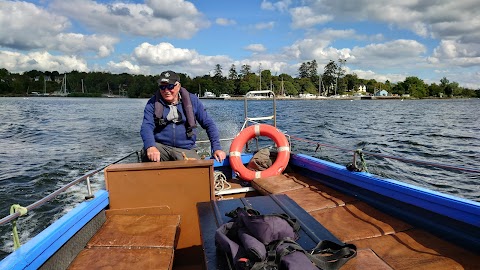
68, 213, 180, 270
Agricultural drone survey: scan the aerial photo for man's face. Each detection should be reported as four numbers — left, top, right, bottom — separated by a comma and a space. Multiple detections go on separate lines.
159, 82, 180, 103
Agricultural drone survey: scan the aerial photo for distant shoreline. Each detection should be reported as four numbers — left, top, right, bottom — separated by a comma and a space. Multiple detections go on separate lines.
199, 96, 475, 101
2, 95, 476, 101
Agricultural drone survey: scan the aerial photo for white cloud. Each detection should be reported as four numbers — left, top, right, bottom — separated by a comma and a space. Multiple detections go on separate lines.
351, 39, 427, 66
290, 6, 332, 29
51, 0, 210, 38
107, 60, 143, 74
0, 1, 70, 50
133, 42, 197, 65
255, 21, 275, 30
296, 0, 480, 42
0, 1, 118, 57
216, 18, 236, 26
429, 40, 480, 67
54, 34, 118, 57
244, 44, 267, 53
0, 50, 88, 73
282, 29, 357, 61
261, 0, 291, 12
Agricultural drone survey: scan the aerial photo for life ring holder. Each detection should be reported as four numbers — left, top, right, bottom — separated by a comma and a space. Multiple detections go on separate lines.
229, 124, 290, 181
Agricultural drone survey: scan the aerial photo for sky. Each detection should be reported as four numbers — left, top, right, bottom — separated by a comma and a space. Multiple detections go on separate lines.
1, 0, 479, 89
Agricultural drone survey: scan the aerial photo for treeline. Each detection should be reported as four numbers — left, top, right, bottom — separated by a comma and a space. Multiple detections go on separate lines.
0, 60, 478, 98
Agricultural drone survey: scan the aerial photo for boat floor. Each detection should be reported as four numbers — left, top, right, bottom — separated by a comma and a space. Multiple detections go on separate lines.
67, 172, 479, 270
248, 172, 479, 270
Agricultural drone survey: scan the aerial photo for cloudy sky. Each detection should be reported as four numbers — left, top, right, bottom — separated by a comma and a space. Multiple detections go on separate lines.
1, 0, 479, 88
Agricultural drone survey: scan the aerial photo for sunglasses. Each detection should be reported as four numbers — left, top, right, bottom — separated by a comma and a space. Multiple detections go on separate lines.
159, 84, 177, 91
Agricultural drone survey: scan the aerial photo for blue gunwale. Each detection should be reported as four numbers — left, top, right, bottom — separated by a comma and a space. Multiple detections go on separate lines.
0, 190, 109, 270
291, 154, 480, 227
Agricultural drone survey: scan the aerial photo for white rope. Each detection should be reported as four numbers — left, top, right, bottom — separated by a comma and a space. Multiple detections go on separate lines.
214, 171, 231, 191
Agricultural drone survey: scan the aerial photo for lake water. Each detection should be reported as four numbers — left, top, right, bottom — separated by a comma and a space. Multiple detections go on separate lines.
0, 96, 479, 258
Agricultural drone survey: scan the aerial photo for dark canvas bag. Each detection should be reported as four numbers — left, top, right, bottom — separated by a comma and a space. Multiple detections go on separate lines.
215, 207, 356, 270
235, 207, 299, 245
216, 207, 299, 264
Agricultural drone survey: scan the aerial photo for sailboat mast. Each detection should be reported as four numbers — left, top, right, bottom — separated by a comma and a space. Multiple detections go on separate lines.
281, 77, 284, 96
63, 74, 67, 94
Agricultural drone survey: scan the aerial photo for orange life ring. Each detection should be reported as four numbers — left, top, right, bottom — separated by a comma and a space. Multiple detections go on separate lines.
229, 124, 290, 181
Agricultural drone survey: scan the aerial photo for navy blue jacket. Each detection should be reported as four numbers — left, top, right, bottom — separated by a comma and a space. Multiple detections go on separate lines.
140, 91, 222, 153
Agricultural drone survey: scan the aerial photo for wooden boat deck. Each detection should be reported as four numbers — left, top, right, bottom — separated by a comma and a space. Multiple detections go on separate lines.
61, 161, 478, 269
250, 173, 479, 270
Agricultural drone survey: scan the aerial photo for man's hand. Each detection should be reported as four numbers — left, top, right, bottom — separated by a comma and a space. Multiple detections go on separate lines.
147, 146, 161, 162
213, 150, 226, 162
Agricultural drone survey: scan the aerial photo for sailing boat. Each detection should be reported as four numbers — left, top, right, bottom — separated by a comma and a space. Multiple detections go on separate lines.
104, 82, 116, 98
42, 77, 49, 96
53, 74, 69, 96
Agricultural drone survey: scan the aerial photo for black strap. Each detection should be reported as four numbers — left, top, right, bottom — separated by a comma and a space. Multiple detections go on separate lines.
307, 240, 357, 270
266, 239, 356, 270
154, 87, 196, 137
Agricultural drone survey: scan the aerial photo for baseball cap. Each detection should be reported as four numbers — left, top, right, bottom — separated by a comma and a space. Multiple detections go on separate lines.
158, 70, 180, 85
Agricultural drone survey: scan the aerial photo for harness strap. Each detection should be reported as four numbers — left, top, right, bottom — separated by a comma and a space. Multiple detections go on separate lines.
154, 87, 197, 137
308, 240, 357, 270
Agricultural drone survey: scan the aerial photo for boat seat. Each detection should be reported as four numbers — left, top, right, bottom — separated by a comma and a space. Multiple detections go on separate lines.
252, 172, 413, 241
310, 200, 413, 242
253, 173, 357, 211
251, 173, 309, 194
350, 229, 480, 270
68, 213, 180, 270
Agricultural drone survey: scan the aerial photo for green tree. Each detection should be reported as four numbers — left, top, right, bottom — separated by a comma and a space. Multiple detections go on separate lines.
323, 60, 338, 95
240, 64, 251, 78
440, 77, 449, 87
0, 68, 9, 78
336, 59, 347, 93
428, 83, 443, 97
283, 81, 297, 96
391, 82, 406, 96
297, 77, 316, 94
404, 76, 427, 98
344, 73, 359, 92
228, 64, 238, 80
365, 79, 378, 94
298, 62, 309, 78
214, 64, 223, 78
260, 69, 272, 90
0, 68, 12, 95
450, 82, 461, 96
308, 60, 318, 78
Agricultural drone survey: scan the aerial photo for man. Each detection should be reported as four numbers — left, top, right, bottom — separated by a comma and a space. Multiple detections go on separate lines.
140, 70, 226, 162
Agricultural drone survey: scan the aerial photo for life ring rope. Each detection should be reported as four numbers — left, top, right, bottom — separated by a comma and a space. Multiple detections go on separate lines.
229, 124, 290, 181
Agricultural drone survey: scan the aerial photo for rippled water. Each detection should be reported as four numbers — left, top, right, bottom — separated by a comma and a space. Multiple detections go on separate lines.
1, 97, 479, 259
